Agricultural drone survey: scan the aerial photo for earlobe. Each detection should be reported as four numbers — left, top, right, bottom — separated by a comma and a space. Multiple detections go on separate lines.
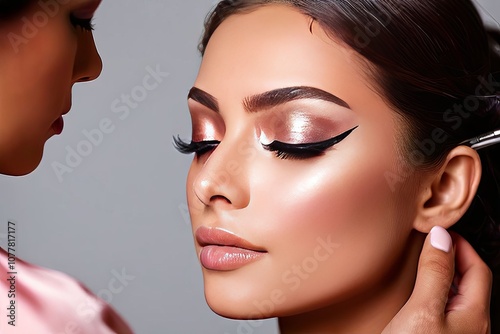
413, 146, 482, 233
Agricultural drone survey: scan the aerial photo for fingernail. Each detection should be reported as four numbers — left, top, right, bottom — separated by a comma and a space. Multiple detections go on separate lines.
430, 226, 452, 253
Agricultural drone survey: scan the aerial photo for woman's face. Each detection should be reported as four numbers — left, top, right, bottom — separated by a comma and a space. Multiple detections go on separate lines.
0, 0, 102, 175
186, 5, 423, 319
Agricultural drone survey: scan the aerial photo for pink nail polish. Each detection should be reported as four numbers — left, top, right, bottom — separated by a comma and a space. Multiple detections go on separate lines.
430, 226, 452, 253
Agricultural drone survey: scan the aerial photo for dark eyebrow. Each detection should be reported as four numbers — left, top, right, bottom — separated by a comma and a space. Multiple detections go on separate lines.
187, 86, 350, 113
244, 86, 351, 112
188, 87, 219, 112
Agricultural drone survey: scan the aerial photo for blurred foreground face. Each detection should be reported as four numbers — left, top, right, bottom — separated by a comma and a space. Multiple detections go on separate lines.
186, 4, 422, 320
0, 0, 102, 176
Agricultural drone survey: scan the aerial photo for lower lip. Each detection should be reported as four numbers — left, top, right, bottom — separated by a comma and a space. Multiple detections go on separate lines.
199, 245, 265, 271
52, 116, 64, 135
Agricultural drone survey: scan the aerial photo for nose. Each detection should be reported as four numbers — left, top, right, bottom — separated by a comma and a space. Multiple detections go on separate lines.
191, 141, 251, 210
72, 31, 103, 83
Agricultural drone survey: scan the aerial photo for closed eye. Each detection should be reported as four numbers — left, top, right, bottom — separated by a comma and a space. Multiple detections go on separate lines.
263, 126, 358, 160
70, 14, 95, 31
173, 136, 220, 156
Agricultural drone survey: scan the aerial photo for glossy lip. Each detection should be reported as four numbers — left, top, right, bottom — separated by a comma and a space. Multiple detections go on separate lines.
196, 226, 266, 251
195, 226, 267, 271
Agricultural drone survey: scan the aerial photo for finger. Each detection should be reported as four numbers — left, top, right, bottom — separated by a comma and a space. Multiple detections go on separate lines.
409, 226, 455, 314
448, 232, 492, 312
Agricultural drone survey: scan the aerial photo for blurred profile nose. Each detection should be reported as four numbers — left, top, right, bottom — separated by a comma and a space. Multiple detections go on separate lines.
73, 32, 103, 83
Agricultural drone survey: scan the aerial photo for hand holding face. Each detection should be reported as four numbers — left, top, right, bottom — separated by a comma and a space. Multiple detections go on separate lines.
382, 227, 492, 334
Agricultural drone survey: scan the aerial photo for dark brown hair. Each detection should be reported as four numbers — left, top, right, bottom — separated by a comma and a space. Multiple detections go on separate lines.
0, 0, 32, 18
199, 0, 500, 331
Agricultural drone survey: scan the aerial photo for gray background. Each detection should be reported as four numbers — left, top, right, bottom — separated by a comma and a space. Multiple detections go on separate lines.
0, 1, 498, 333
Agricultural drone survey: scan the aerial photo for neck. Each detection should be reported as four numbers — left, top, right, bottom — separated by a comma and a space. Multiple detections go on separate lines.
278, 231, 425, 334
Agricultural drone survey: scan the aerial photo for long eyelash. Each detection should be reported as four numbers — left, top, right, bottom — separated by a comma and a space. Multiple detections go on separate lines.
263, 126, 358, 160
70, 14, 95, 31
173, 136, 220, 156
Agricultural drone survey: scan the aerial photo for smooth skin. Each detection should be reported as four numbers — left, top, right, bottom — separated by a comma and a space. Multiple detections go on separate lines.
0, 0, 102, 176
186, 4, 492, 333
0, 1, 135, 332
383, 230, 492, 334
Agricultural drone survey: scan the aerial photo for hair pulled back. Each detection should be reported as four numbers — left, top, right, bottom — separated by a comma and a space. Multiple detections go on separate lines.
199, 0, 500, 330
0, 0, 32, 19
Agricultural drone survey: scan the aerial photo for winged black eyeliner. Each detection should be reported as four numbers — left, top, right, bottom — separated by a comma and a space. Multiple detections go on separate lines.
173, 126, 358, 159
262, 126, 358, 159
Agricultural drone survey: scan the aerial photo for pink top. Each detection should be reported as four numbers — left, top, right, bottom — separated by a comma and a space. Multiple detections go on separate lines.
0, 248, 133, 334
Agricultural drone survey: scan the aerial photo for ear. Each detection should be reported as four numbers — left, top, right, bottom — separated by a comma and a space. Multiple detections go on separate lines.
413, 146, 482, 233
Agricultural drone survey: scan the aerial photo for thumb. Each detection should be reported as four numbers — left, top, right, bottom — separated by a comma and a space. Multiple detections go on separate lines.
409, 226, 455, 315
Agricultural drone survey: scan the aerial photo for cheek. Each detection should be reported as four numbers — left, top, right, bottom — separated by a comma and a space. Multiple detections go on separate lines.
0, 20, 76, 138
27, 20, 76, 117
255, 159, 403, 257
245, 151, 413, 314
0, 18, 76, 174
186, 161, 205, 219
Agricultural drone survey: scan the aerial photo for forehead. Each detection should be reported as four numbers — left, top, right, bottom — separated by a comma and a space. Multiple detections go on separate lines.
195, 4, 371, 103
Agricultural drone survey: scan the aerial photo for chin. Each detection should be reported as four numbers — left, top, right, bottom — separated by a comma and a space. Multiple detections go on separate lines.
0, 151, 43, 176
2, 163, 40, 176
207, 301, 270, 321
204, 285, 278, 320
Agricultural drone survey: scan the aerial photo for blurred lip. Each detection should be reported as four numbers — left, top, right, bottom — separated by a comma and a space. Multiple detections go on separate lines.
196, 226, 267, 271
51, 103, 70, 135
195, 226, 267, 252
52, 117, 64, 135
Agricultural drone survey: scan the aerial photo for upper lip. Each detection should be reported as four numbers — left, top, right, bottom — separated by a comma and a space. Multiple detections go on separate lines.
195, 226, 267, 252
